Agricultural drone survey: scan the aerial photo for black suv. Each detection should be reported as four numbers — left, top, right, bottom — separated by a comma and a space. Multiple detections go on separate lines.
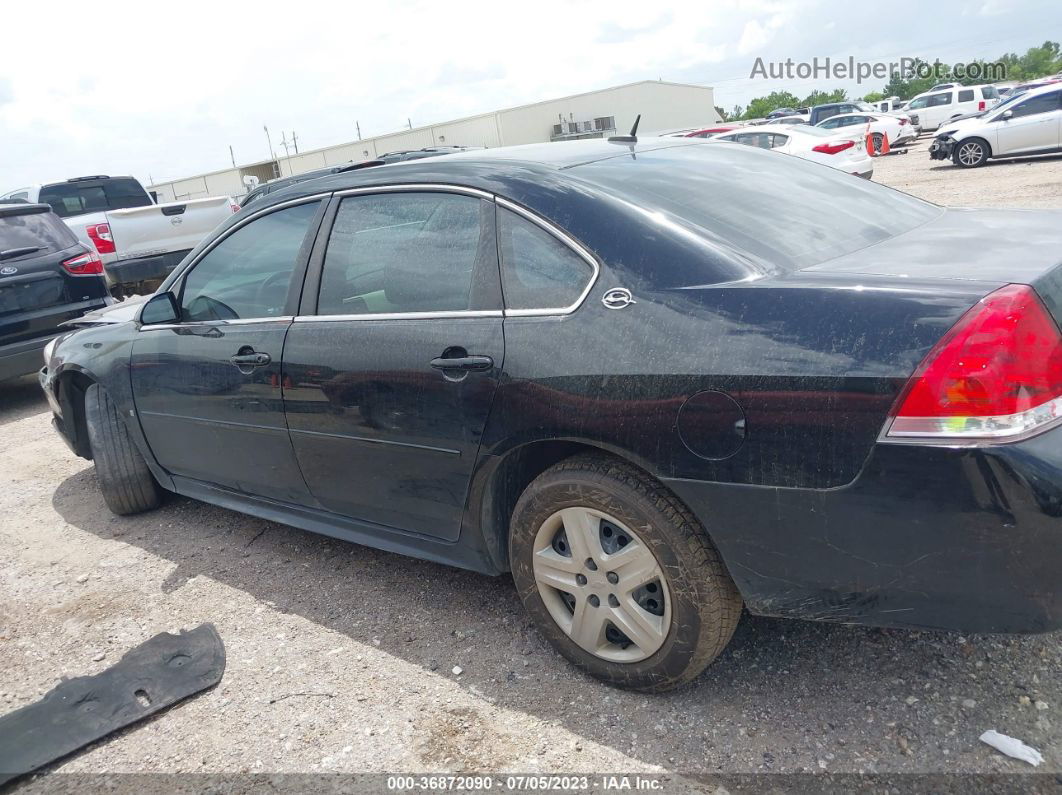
0, 203, 110, 380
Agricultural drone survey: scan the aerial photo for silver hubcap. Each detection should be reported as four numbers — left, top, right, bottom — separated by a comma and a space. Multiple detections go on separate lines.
531, 507, 671, 662
958, 142, 982, 165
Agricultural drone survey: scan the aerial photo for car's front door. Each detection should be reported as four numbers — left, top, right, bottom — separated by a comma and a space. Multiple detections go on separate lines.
281, 188, 503, 541
995, 90, 1062, 155
131, 198, 325, 502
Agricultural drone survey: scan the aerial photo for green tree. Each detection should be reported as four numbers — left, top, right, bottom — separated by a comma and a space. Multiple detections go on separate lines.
714, 105, 728, 121
862, 90, 885, 103
800, 88, 847, 107
741, 90, 801, 119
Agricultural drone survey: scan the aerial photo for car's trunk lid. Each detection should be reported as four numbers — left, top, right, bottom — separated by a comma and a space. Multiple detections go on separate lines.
803, 207, 1062, 327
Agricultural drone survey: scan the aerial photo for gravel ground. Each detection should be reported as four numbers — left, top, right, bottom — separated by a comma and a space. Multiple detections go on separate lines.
1, 143, 1060, 791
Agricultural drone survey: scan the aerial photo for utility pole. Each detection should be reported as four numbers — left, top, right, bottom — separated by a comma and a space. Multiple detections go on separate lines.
229, 145, 236, 168
291, 130, 299, 154
263, 125, 278, 177
355, 120, 362, 140
279, 132, 291, 157
407, 118, 412, 130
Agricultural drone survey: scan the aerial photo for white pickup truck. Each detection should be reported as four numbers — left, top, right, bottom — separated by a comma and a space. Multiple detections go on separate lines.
0, 176, 237, 293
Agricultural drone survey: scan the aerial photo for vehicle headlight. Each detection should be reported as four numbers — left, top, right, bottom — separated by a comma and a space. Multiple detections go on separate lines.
43, 336, 58, 365
939, 130, 958, 138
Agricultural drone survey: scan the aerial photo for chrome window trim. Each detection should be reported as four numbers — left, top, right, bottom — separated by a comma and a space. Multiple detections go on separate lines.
140, 316, 295, 331
294, 310, 502, 323
495, 196, 601, 318
334, 183, 493, 200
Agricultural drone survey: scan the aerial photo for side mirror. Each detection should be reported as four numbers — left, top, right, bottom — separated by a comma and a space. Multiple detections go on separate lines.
1002, 110, 1013, 120
140, 292, 180, 326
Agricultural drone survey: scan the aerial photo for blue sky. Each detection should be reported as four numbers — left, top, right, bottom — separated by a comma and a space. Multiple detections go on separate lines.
1, 0, 1060, 189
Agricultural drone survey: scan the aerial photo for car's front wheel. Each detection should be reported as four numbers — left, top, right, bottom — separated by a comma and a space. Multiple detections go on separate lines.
84, 383, 161, 515
954, 138, 990, 168
510, 454, 742, 692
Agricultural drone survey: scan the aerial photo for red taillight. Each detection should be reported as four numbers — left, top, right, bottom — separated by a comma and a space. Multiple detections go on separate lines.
812, 140, 856, 155
898, 118, 908, 125
86, 223, 115, 254
62, 250, 105, 275
887, 284, 1062, 441
978, 100, 986, 111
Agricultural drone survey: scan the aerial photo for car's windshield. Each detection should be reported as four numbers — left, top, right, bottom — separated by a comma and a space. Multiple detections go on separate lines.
574, 143, 940, 272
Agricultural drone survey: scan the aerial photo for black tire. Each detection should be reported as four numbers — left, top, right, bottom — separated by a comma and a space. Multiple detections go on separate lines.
953, 137, 989, 168
84, 383, 161, 515
510, 453, 742, 692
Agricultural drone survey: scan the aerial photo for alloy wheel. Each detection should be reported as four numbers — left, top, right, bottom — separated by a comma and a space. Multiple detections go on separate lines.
531, 507, 671, 662
957, 142, 984, 166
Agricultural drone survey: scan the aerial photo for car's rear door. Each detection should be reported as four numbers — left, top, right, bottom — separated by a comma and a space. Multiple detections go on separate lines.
281, 187, 503, 542
130, 197, 326, 502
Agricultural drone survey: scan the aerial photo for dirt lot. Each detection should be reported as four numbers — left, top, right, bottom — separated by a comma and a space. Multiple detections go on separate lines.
2, 143, 1061, 791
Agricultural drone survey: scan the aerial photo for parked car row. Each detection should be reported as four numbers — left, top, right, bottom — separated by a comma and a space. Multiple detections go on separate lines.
0, 176, 238, 294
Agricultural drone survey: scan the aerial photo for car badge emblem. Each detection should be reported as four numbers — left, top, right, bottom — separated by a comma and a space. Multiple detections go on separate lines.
602, 287, 635, 310
0, 266, 17, 275
170, 216, 183, 225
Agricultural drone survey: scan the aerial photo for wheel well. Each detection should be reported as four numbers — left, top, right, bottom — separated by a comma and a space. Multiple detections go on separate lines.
481, 440, 669, 572
957, 136, 992, 157
57, 371, 96, 460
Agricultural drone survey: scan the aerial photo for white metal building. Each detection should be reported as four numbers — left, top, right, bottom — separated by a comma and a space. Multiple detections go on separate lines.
149, 80, 719, 202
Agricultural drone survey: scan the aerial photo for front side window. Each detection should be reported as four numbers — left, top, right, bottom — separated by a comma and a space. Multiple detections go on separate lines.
1008, 91, 1061, 118
317, 192, 486, 316
180, 201, 320, 321
498, 208, 594, 311
927, 92, 953, 107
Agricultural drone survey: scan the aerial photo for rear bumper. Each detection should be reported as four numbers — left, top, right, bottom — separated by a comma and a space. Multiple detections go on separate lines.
665, 427, 1062, 634
0, 334, 60, 381
106, 249, 190, 286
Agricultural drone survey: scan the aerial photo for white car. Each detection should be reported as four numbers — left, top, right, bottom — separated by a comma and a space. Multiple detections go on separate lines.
762, 115, 809, 125
903, 85, 1001, 131
706, 125, 873, 178
929, 82, 1062, 167
815, 112, 917, 149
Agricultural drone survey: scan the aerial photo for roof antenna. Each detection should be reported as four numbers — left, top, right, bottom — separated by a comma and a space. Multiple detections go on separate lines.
608, 114, 641, 144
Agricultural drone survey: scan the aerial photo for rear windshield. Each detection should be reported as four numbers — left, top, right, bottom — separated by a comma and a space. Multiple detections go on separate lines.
571, 142, 940, 271
39, 178, 151, 219
0, 209, 78, 256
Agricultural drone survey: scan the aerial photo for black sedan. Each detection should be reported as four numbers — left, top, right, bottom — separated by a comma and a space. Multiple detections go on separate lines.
39, 138, 1062, 691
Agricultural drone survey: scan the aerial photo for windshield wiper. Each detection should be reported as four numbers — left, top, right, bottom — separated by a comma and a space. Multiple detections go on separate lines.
0, 246, 43, 261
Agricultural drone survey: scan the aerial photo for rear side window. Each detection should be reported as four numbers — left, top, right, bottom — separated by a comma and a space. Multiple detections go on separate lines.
0, 209, 78, 255
958, 89, 975, 102
180, 201, 320, 321
575, 144, 940, 272
39, 178, 152, 219
317, 192, 487, 316
927, 92, 953, 107
498, 208, 594, 311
